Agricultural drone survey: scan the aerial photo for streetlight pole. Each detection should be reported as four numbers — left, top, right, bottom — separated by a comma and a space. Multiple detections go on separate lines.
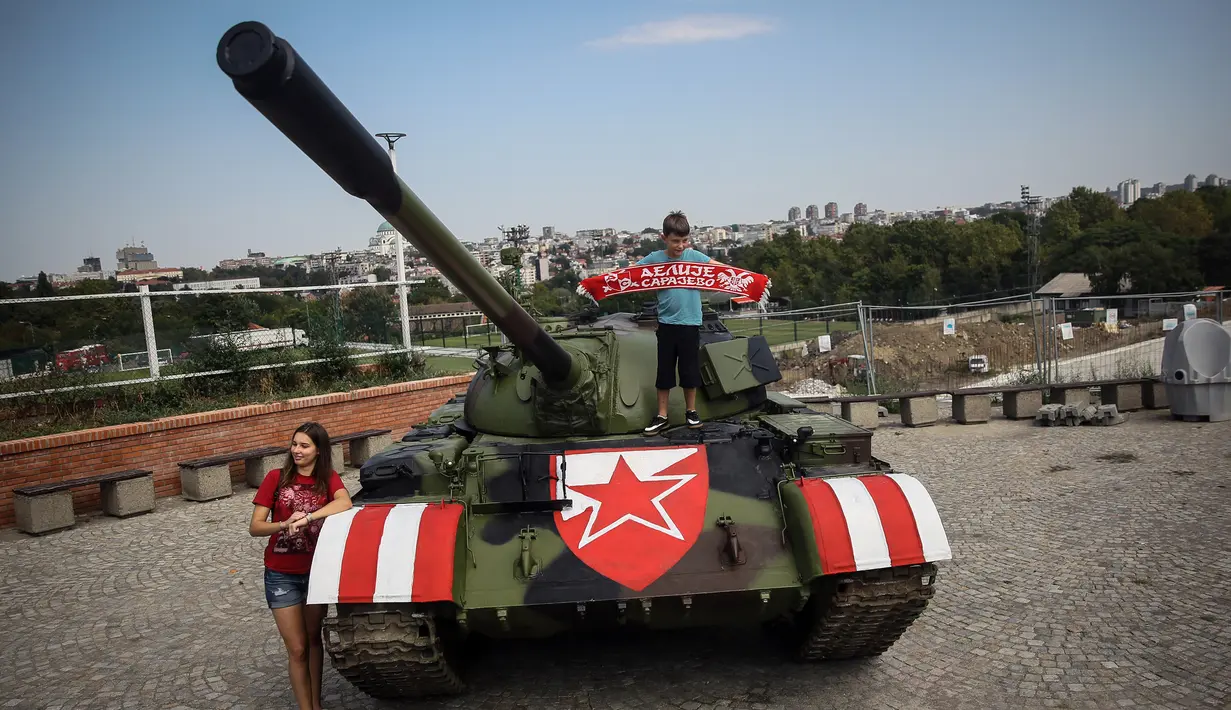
376, 132, 412, 351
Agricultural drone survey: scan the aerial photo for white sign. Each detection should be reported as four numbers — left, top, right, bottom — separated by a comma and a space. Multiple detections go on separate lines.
1182, 303, 1197, 320
942, 317, 956, 336
1059, 322, 1074, 340
1106, 308, 1117, 326
816, 334, 832, 352
1163, 318, 1178, 331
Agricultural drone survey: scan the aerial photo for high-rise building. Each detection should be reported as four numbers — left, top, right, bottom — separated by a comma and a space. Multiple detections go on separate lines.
854, 202, 868, 217
805, 204, 819, 220
788, 206, 801, 222
78, 257, 101, 273
116, 245, 157, 271
824, 202, 838, 219
1185, 174, 1198, 191
1118, 179, 1141, 206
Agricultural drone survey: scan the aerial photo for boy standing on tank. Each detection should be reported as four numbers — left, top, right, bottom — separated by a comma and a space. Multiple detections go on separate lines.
638, 211, 725, 436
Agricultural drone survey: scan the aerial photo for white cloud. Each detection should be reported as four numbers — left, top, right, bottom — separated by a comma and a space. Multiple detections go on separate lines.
586, 14, 774, 49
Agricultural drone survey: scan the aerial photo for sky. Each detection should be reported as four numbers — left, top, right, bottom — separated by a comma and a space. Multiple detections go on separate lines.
1, 0, 1229, 281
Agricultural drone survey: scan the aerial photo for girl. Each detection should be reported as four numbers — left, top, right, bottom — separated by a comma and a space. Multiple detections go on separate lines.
250, 421, 353, 710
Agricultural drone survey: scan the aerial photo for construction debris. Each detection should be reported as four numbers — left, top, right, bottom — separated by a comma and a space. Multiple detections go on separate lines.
1035, 403, 1126, 427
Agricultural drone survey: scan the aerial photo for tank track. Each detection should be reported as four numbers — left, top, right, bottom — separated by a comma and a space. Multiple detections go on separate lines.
322, 607, 464, 699
796, 562, 938, 661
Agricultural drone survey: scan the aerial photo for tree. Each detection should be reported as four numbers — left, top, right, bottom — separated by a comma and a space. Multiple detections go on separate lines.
1074, 222, 1201, 295
343, 286, 395, 342
35, 272, 54, 297
1197, 231, 1231, 287
407, 278, 451, 305
632, 238, 658, 258
1066, 186, 1123, 229
1127, 191, 1213, 238
1195, 185, 1231, 232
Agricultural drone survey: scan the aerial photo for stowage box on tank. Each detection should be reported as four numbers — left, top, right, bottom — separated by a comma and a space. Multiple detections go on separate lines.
216, 20, 953, 700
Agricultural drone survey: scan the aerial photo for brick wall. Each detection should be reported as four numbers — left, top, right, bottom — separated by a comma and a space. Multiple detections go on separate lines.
0, 375, 472, 530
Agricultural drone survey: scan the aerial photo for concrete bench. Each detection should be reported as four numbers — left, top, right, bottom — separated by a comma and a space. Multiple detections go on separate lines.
178, 445, 285, 501
900, 395, 939, 427
1003, 389, 1044, 419
14, 469, 154, 535
331, 428, 394, 467
952, 393, 991, 424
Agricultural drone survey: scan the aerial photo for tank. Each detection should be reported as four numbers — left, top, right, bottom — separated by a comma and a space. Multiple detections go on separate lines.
217, 21, 953, 699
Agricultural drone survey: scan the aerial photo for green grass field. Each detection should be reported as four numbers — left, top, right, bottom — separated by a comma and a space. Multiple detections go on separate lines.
424, 355, 478, 374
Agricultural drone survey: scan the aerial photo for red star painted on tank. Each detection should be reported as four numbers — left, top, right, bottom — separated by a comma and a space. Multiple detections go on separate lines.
550, 446, 709, 591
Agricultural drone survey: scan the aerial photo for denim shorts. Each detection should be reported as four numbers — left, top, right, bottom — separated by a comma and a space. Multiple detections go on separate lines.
264, 568, 311, 609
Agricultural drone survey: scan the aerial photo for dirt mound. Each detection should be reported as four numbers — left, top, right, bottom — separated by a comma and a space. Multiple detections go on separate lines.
822, 318, 1166, 390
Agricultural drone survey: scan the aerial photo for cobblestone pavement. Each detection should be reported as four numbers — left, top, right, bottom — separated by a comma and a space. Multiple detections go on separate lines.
2, 409, 1229, 709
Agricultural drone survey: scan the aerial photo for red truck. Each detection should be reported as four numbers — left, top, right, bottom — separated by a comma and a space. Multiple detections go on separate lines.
55, 344, 110, 372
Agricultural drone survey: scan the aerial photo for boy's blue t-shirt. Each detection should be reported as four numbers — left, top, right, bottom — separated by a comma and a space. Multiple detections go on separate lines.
636, 248, 712, 326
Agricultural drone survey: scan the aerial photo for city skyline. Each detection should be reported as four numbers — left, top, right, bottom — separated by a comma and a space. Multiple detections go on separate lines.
2, 0, 1229, 282
8, 167, 1228, 282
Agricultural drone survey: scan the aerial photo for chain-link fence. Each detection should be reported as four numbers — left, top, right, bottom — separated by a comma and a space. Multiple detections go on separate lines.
2, 282, 1225, 438
0, 282, 492, 440
721, 302, 873, 398
719, 288, 1228, 399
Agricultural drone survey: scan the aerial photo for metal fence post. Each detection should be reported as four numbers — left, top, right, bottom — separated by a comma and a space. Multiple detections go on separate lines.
395, 237, 412, 350
856, 301, 877, 395
1029, 293, 1042, 383
138, 284, 160, 379
866, 308, 878, 395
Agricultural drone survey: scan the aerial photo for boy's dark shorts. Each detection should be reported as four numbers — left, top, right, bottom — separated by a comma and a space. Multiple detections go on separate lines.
655, 323, 702, 390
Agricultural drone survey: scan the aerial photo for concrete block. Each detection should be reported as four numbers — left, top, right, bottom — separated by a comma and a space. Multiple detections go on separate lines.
14, 491, 75, 535
349, 432, 393, 467
180, 464, 233, 502
245, 453, 284, 488
1049, 386, 1090, 407
953, 394, 991, 424
1142, 381, 1168, 410
900, 396, 938, 427
331, 443, 345, 469
840, 400, 879, 429
1101, 383, 1143, 412
102, 476, 155, 518
1003, 389, 1043, 419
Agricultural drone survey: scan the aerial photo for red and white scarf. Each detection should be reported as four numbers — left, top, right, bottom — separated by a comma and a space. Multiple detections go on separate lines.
577, 262, 772, 306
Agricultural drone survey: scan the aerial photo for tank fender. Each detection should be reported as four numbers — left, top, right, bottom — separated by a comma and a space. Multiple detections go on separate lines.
779, 473, 951, 583
306, 501, 466, 605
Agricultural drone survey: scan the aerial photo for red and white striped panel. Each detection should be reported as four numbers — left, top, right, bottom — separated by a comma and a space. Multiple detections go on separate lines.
796, 473, 951, 575
306, 502, 463, 605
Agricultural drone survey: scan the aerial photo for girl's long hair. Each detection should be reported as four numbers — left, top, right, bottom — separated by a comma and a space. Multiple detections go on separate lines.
278, 421, 333, 497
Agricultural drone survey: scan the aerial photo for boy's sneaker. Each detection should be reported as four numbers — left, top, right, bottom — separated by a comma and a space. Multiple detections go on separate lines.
643, 415, 669, 436
685, 410, 702, 428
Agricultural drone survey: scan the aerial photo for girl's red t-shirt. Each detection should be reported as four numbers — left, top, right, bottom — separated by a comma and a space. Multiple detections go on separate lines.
253, 468, 346, 574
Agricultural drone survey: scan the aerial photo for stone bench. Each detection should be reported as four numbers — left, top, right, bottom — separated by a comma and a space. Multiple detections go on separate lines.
952, 393, 991, 424
1003, 389, 1044, 419
331, 428, 394, 468
14, 469, 155, 535
178, 445, 286, 501
900, 395, 939, 427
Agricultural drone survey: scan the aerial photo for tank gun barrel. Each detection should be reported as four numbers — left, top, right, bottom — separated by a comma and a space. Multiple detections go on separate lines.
215, 21, 576, 384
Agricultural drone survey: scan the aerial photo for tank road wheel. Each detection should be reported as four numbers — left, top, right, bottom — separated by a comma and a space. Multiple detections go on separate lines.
322, 607, 465, 699
795, 563, 938, 661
